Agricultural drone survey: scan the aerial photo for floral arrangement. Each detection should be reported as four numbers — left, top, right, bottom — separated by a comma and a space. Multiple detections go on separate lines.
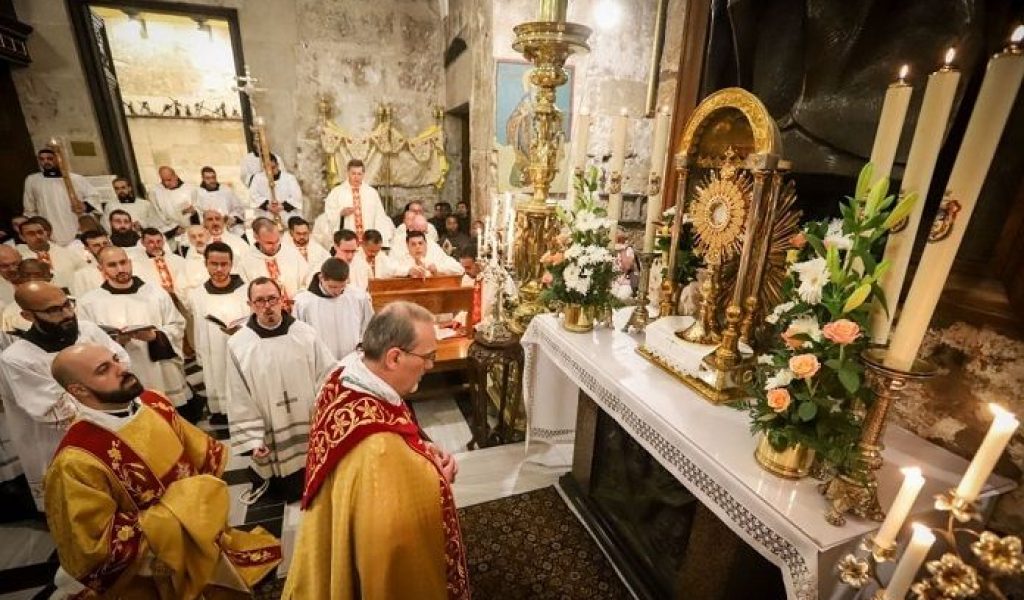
539, 166, 619, 308
747, 164, 917, 468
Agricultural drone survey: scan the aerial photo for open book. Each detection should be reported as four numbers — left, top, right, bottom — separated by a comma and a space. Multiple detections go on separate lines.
205, 315, 249, 330
99, 324, 156, 337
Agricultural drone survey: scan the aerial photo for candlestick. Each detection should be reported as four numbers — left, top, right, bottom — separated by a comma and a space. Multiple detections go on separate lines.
875, 467, 926, 550
572, 109, 591, 174
882, 523, 935, 600
505, 193, 515, 265
885, 29, 1024, 371
870, 51, 960, 344
607, 108, 628, 232
869, 65, 913, 184
954, 403, 1019, 503
644, 107, 670, 252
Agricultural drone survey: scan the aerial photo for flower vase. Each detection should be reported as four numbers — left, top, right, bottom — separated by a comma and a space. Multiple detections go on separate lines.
562, 303, 595, 332
754, 434, 815, 479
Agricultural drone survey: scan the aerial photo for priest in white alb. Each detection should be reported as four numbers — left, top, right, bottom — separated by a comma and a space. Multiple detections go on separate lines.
239, 218, 309, 309
286, 216, 330, 270
151, 166, 199, 238
226, 277, 334, 503
322, 158, 394, 242
330, 229, 370, 291
105, 177, 158, 231
23, 147, 99, 246
0, 282, 128, 510
393, 229, 464, 278
188, 241, 248, 425
250, 155, 304, 225
16, 217, 86, 291
0, 245, 21, 308
202, 209, 250, 260
197, 166, 247, 230
294, 258, 374, 361
357, 228, 397, 280
77, 247, 193, 417
133, 228, 189, 300
69, 230, 109, 298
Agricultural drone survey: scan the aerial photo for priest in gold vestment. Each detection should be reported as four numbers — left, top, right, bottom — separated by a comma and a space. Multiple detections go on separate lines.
44, 343, 282, 599
284, 301, 468, 600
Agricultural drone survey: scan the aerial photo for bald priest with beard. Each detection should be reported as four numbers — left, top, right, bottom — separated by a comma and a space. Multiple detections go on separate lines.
44, 343, 281, 598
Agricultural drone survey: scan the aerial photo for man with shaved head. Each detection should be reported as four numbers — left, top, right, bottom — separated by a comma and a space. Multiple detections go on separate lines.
0, 282, 127, 510
2, 259, 55, 334
77, 246, 195, 419
43, 342, 281, 597
151, 165, 199, 240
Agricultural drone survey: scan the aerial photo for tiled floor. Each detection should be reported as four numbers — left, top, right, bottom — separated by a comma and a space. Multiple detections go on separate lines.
0, 396, 566, 597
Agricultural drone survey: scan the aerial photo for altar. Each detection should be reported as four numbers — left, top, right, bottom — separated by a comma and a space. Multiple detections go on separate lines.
521, 311, 1015, 600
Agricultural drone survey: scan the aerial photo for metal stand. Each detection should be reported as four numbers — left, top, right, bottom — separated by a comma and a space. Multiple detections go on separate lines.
623, 251, 659, 333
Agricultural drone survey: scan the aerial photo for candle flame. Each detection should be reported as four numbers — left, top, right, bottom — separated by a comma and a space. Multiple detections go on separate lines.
944, 48, 956, 65
989, 403, 1020, 424
898, 64, 909, 80
900, 466, 924, 481
1012, 25, 1024, 44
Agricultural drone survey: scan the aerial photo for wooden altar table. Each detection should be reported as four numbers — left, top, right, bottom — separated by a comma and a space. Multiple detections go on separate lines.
520, 311, 1015, 599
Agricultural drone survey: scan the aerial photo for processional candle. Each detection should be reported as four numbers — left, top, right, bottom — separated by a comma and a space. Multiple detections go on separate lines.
869, 65, 913, 183
643, 107, 670, 253
885, 27, 1024, 371
870, 50, 960, 345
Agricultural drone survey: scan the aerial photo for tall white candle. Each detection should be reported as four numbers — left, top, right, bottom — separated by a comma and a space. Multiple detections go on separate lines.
875, 467, 926, 549
871, 50, 960, 344
869, 65, 913, 184
644, 107, 671, 252
955, 403, 1020, 502
572, 109, 592, 173
885, 29, 1024, 371
607, 108, 628, 232
884, 523, 935, 600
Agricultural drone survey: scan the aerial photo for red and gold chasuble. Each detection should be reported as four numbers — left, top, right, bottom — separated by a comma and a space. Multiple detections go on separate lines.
47, 391, 281, 598
297, 368, 470, 600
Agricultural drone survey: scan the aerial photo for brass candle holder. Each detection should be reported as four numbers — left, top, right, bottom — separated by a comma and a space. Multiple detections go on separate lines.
623, 251, 659, 333
476, 260, 516, 345
821, 348, 937, 526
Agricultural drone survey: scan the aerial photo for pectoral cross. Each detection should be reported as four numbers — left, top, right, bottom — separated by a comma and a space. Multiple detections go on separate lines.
276, 391, 298, 415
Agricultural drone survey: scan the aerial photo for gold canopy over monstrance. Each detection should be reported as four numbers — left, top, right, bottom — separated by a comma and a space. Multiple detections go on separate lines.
645, 88, 801, 404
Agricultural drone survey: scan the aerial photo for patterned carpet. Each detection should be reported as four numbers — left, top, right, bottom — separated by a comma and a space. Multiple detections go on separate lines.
458, 486, 631, 600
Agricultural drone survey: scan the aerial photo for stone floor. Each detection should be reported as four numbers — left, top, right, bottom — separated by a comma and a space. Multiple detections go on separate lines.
0, 396, 568, 599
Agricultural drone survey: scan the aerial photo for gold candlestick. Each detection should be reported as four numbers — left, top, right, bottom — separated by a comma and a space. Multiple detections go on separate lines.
820, 348, 937, 526
623, 251, 659, 333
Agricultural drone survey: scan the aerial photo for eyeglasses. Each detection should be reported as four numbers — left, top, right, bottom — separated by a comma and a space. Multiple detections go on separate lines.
251, 296, 281, 308
29, 298, 75, 317
400, 347, 437, 363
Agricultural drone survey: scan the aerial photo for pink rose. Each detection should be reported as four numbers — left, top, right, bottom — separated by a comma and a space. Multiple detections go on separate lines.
781, 326, 805, 350
766, 388, 791, 413
789, 354, 821, 380
541, 271, 554, 286
822, 319, 861, 345
790, 232, 807, 249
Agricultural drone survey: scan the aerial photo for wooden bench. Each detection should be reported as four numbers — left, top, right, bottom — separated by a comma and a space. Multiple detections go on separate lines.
368, 275, 475, 401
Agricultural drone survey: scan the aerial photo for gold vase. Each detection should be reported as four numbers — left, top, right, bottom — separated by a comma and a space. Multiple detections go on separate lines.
562, 303, 595, 332
754, 435, 815, 479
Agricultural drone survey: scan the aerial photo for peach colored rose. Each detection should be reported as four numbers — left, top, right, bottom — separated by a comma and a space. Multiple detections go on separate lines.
541, 271, 554, 286
781, 326, 805, 350
790, 232, 807, 249
822, 319, 861, 345
766, 388, 791, 413
789, 354, 821, 380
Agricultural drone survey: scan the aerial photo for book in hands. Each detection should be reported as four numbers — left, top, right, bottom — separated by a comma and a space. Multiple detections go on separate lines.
100, 324, 156, 336
205, 315, 248, 330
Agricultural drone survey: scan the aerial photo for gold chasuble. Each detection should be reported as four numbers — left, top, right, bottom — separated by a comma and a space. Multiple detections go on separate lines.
44, 391, 281, 599
283, 367, 469, 600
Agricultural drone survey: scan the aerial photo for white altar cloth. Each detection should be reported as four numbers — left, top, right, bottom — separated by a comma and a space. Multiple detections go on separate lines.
521, 311, 1015, 600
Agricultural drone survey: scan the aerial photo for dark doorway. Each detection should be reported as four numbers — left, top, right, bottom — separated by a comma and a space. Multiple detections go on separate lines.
0, 2, 37, 242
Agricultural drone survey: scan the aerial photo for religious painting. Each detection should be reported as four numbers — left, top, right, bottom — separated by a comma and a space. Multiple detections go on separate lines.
495, 59, 574, 193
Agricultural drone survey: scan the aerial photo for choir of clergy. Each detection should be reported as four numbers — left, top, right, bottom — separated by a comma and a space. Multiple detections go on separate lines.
2, 150, 482, 595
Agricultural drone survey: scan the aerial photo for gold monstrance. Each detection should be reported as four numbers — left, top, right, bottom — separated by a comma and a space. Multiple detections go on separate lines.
508, 0, 591, 333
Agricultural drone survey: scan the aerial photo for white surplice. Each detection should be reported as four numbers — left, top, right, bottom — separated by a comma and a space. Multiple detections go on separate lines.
16, 243, 87, 290
22, 172, 100, 246
188, 276, 249, 415
389, 222, 438, 253
197, 185, 247, 225
226, 315, 334, 479
293, 276, 374, 360
240, 152, 285, 188
322, 182, 395, 241
249, 172, 304, 222
286, 238, 331, 273
238, 244, 309, 302
390, 243, 465, 277
133, 251, 190, 298
0, 278, 13, 307
103, 197, 159, 231
77, 279, 190, 406
151, 182, 200, 232
70, 265, 104, 298
357, 248, 398, 280
0, 320, 128, 509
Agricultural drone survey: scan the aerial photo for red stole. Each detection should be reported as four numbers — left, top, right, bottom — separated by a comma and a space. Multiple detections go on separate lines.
152, 255, 175, 293
302, 367, 469, 600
